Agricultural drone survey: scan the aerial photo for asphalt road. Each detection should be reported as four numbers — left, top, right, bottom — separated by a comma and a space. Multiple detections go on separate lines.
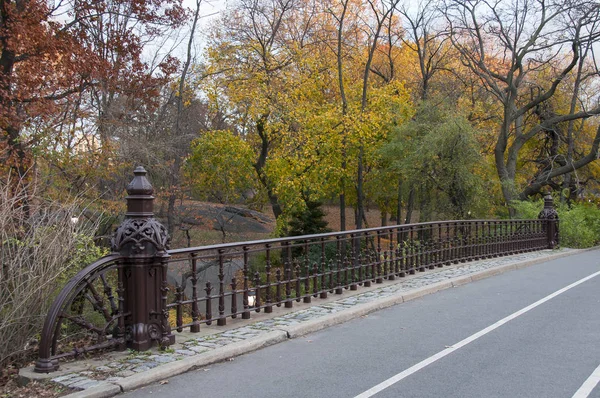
123, 250, 600, 398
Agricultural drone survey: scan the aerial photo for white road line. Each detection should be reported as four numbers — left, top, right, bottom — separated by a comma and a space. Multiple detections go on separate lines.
354, 269, 600, 398
572, 364, 600, 398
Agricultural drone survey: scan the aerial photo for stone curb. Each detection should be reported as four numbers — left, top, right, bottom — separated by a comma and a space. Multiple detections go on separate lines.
280, 291, 406, 339
62, 383, 121, 398
114, 330, 287, 393
62, 247, 593, 397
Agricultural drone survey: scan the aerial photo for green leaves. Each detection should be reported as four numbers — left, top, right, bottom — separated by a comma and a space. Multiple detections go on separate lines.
185, 130, 256, 204
382, 102, 487, 219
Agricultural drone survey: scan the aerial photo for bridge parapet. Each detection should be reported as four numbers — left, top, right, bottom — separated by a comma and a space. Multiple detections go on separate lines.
34, 167, 559, 373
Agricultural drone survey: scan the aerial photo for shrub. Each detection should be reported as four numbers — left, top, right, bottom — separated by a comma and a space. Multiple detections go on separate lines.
511, 199, 600, 248
287, 198, 331, 238
0, 176, 107, 369
510, 199, 543, 219
558, 204, 600, 248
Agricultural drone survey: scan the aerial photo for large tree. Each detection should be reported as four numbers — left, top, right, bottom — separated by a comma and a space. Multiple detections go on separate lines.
0, 0, 185, 186
444, 0, 600, 207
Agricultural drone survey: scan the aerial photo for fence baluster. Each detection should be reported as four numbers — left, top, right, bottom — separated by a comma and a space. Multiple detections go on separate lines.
320, 238, 328, 299
351, 233, 358, 290
254, 272, 261, 312
336, 237, 343, 294
343, 238, 350, 289
205, 282, 213, 325
418, 226, 426, 272
376, 231, 383, 283
231, 277, 237, 318
362, 233, 370, 286
328, 258, 335, 293
295, 262, 301, 302
389, 230, 396, 279
265, 244, 273, 313
313, 262, 319, 298
427, 224, 435, 269
276, 269, 282, 306
285, 243, 294, 307
304, 256, 312, 303
242, 247, 251, 320
190, 253, 200, 332
217, 249, 226, 326
175, 284, 183, 333
397, 230, 405, 277
304, 242, 312, 302
408, 227, 414, 271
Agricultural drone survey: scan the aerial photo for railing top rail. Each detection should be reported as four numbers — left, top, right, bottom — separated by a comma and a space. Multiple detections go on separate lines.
167, 218, 542, 255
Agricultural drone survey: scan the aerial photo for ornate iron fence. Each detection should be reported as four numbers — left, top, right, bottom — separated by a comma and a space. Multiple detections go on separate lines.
34, 167, 559, 373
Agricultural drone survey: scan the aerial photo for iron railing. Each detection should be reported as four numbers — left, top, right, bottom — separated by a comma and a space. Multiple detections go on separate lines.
165, 219, 549, 330
34, 167, 559, 372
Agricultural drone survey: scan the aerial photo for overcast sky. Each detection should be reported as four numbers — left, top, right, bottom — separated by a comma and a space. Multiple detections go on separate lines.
144, 0, 229, 67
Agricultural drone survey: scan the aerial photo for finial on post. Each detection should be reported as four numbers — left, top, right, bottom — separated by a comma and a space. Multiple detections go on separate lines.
543, 192, 554, 208
111, 167, 169, 255
125, 166, 155, 218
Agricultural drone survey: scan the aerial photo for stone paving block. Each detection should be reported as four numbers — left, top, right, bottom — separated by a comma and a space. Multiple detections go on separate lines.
196, 342, 219, 348
175, 349, 196, 356
150, 355, 176, 363
95, 366, 113, 372
235, 327, 258, 334
213, 337, 240, 344
189, 346, 209, 354
70, 379, 101, 390
62, 376, 88, 386
133, 366, 151, 373
232, 332, 258, 338
51, 373, 80, 383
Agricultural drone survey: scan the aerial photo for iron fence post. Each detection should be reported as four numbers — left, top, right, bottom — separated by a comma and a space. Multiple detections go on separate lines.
538, 193, 559, 249
111, 166, 175, 351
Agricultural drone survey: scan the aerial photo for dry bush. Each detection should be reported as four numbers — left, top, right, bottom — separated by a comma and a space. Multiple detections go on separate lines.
0, 176, 106, 369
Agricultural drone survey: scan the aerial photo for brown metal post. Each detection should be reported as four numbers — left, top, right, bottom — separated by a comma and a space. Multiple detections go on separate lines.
111, 166, 175, 351
538, 192, 559, 249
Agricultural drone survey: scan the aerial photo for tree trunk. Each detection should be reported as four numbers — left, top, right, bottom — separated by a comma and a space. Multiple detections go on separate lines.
418, 185, 431, 223
167, 192, 177, 236
267, 189, 283, 220
339, 193, 346, 232
356, 147, 365, 229
253, 116, 283, 221
404, 186, 415, 224
396, 178, 403, 225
